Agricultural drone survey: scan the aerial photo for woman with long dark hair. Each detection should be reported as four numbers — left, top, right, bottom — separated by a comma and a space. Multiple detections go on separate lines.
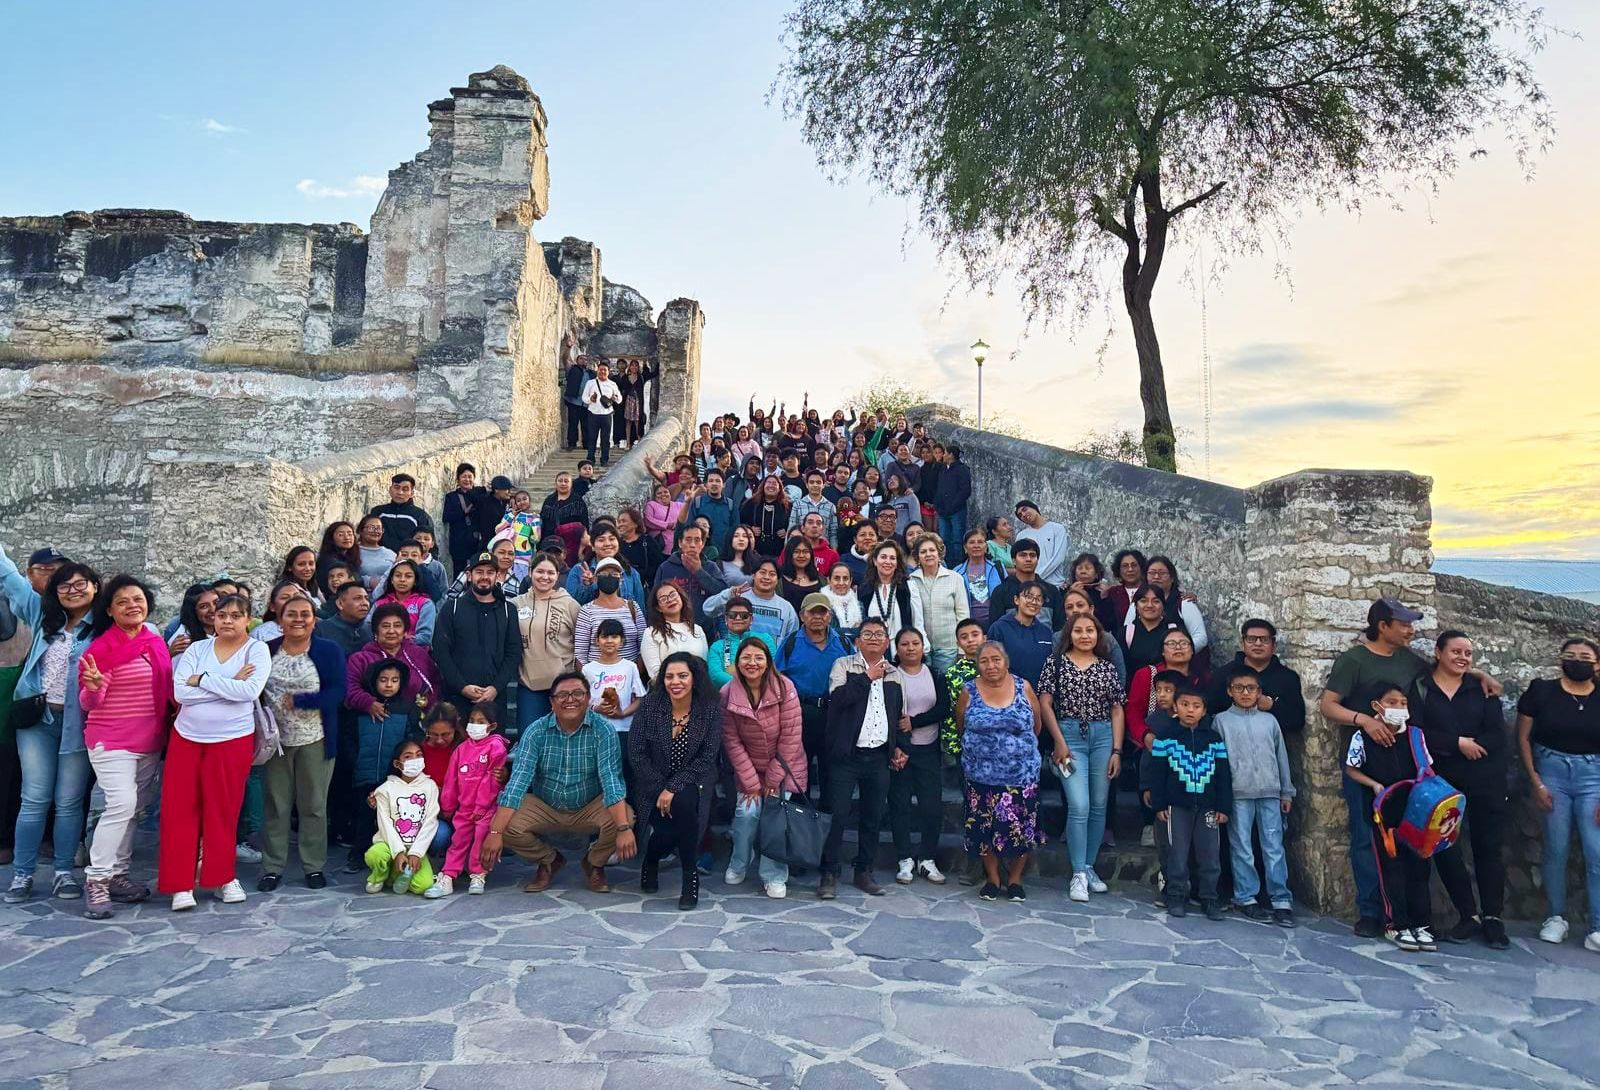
316, 522, 362, 595
742, 475, 790, 558
1, 544, 99, 905
858, 541, 925, 645
1124, 555, 1208, 655
76, 574, 172, 918
629, 653, 721, 909
720, 636, 805, 898
278, 546, 324, 608
778, 538, 824, 614
369, 560, 437, 646
168, 582, 218, 655
640, 583, 708, 682
566, 525, 645, 611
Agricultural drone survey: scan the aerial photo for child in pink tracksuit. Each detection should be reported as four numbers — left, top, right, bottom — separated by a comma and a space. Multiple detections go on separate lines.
424, 702, 508, 898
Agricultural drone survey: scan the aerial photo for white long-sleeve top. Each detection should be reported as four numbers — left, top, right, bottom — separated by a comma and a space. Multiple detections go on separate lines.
1122, 598, 1210, 653
639, 622, 709, 682
171, 637, 272, 743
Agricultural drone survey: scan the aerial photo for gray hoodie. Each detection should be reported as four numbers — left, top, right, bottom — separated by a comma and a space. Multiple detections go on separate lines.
1213, 706, 1296, 801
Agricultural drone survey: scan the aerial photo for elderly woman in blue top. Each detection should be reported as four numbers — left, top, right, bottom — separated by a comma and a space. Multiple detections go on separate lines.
478, 671, 636, 894
1, 539, 99, 904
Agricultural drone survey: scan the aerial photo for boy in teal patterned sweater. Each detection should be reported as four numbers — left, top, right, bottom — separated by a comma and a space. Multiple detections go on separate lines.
1149, 682, 1233, 920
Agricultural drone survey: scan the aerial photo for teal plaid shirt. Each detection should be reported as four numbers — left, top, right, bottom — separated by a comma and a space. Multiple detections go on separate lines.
496, 709, 627, 812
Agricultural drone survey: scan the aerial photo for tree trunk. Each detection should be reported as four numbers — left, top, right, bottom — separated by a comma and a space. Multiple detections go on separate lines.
1120, 221, 1177, 473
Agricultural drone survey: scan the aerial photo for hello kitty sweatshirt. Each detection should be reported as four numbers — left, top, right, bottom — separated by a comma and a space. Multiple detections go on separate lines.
372, 773, 440, 859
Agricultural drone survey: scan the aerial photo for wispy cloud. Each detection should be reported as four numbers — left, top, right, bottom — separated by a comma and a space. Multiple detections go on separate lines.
200, 118, 243, 136
156, 113, 247, 138
295, 175, 386, 200
1375, 251, 1498, 308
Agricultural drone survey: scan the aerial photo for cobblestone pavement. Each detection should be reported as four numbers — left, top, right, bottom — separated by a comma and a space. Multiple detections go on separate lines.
2, 859, 1597, 1090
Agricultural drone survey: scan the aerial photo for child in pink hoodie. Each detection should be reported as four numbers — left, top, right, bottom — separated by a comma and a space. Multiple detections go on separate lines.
424, 701, 509, 897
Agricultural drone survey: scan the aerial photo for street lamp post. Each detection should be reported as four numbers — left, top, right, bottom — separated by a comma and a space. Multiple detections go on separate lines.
970, 339, 989, 430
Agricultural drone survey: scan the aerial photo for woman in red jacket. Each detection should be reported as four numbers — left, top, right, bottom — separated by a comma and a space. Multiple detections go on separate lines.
720, 637, 805, 898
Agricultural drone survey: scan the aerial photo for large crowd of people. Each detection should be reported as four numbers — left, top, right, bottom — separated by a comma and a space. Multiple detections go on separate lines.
1, 391, 1596, 959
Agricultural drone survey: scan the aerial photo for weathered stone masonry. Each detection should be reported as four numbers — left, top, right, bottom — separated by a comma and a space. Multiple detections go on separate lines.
911, 410, 1598, 919
0, 65, 701, 600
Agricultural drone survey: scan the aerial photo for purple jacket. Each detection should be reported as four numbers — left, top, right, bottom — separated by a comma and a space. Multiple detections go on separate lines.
344, 638, 441, 712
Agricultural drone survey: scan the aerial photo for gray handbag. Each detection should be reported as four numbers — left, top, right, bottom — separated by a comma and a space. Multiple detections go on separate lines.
756, 753, 832, 869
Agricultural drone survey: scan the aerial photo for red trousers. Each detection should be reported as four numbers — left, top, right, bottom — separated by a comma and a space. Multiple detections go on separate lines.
157, 731, 253, 893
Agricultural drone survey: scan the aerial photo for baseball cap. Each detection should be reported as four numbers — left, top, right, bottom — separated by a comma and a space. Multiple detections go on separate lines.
594, 557, 623, 574
468, 551, 498, 571
1368, 597, 1423, 626
801, 593, 833, 614
489, 475, 514, 491
27, 547, 67, 567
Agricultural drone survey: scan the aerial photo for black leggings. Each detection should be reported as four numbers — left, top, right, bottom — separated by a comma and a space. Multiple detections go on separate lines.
890, 742, 941, 863
645, 782, 708, 892
1432, 782, 1506, 919
1372, 823, 1432, 930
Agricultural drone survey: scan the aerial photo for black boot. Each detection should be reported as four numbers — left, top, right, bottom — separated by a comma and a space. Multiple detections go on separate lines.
678, 864, 699, 910
640, 852, 660, 894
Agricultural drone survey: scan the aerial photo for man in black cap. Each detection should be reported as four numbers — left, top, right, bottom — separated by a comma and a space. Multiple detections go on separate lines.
1320, 596, 1500, 939
25, 548, 67, 594
471, 476, 514, 550
432, 551, 520, 719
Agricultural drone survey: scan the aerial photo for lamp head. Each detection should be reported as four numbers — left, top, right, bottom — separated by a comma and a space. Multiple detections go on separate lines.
971, 338, 989, 366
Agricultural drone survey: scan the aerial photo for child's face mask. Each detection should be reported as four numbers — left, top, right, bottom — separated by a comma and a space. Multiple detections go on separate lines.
1380, 706, 1409, 727
467, 721, 490, 741
400, 757, 425, 778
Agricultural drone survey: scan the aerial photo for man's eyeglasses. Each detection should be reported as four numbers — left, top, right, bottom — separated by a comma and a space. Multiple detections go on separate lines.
552, 690, 587, 702
1242, 634, 1274, 644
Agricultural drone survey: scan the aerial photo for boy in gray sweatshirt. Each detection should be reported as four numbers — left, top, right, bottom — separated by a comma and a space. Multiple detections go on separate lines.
1214, 665, 1297, 927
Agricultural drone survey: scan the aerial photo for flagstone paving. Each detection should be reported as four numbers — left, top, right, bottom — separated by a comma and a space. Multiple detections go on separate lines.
2, 864, 1596, 1089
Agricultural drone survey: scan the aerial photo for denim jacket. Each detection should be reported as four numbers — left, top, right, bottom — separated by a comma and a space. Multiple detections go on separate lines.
0, 545, 91, 752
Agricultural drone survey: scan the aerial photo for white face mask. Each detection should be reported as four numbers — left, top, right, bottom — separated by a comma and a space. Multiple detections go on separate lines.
1380, 706, 1409, 728
466, 722, 490, 741
401, 757, 425, 778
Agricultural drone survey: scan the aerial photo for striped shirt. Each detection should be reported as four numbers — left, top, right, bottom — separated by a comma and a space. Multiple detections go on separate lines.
574, 601, 643, 665
496, 709, 626, 812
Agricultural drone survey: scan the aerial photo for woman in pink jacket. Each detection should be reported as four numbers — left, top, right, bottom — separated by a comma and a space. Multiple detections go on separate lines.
77, 575, 174, 919
720, 638, 805, 898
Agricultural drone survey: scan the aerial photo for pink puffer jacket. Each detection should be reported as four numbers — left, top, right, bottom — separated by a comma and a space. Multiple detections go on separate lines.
720, 675, 806, 797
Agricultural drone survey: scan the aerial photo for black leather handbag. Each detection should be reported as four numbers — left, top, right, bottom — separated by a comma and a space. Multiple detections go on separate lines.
756, 754, 832, 869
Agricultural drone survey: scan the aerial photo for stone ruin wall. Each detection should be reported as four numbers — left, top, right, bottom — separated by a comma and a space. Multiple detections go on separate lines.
0, 66, 696, 602
914, 412, 1599, 918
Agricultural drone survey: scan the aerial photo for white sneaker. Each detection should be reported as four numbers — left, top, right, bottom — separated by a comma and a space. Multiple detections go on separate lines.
170, 890, 197, 912
896, 858, 915, 884
423, 875, 454, 899
764, 881, 787, 899
468, 874, 486, 895
917, 860, 946, 885
217, 879, 247, 904
234, 842, 262, 864
1584, 932, 1600, 953
724, 868, 747, 886
1412, 926, 1437, 952
1068, 873, 1089, 903
1394, 928, 1421, 952
1086, 868, 1108, 894
1539, 915, 1570, 944
365, 880, 384, 894
1140, 825, 1156, 848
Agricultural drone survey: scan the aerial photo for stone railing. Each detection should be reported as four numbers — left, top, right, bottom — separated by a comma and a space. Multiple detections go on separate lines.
584, 414, 687, 520
144, 421, 553, 607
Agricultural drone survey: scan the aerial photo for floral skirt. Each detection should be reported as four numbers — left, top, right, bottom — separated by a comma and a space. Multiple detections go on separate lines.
964, 780, 1044, 858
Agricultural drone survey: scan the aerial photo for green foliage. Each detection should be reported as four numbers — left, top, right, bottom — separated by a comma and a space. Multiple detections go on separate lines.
846, 375, 1026, 438
780, 0, 1551, 471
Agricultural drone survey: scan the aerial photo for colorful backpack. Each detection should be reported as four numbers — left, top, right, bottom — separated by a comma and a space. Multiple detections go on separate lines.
1373, 728, 1465, 860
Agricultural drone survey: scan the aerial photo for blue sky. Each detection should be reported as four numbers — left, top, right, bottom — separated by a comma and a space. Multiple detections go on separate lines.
3, 1, 1596, 557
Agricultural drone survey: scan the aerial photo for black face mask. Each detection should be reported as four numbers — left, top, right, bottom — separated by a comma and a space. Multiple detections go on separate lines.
596, 574, 622, 595
1562, 660, 1596, 683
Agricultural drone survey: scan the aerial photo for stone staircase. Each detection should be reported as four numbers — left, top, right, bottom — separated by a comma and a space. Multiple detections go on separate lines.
519, 448, 612, 500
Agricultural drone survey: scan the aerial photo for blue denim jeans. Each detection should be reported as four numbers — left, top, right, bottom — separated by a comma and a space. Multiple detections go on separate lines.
938, 513, 968, 552
1342, 770, 1384, 919
430, 818, 453, 858
13, 707, 92, 875
728, 793, 788, 885
1063, 719, 1114, 874
518, 684, 552, 732
1536, 745, 1600, 932
1230, 797, 1292, 909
